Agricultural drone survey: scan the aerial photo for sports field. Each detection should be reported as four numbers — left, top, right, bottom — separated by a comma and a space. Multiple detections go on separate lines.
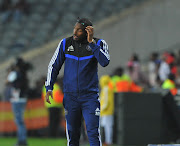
1, 137, 67, 146
0, 137, 121, 146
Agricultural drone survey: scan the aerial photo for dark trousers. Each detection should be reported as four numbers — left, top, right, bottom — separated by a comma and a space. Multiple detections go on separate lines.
48, 107, 62, 137
63, 92, 101, 146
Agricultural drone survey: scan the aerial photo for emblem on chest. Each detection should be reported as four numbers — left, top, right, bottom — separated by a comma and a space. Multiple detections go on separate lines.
67, 45, 74, 52
86, 45, 92, 51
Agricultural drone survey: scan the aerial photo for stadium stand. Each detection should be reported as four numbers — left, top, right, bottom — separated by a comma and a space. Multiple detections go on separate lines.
0, 0, 148, 62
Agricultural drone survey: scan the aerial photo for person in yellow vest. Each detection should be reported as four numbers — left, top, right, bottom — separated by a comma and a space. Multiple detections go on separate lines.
111, 67, 142, 93
111, 67, 131, 92
42, 78, 64, 137
162, 73, 177, 96
100, 75, 114, 146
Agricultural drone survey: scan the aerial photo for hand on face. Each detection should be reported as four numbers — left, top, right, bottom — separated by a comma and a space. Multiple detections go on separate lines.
85, 26, 94, 43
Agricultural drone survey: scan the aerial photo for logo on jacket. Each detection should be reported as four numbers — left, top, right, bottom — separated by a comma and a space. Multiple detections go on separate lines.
95, 108, 100, 116
67, 45, 74, 51
64, 109, 68, 115
86, 45, 92, 51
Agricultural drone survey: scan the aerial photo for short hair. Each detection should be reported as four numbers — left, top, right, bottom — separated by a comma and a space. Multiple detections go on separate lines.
76, 17, 93, 28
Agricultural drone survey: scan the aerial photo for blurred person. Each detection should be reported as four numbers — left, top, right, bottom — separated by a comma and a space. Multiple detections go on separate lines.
164, 52, 178, 77
99, 75, 114, 146
162, 73, 177, 96
148, 53, 159, 89
4, 65, 16, 102
111, 67, 131, 92
158, 54, 170, 84
45, 17, 110, 146
112, 67, 142, 93
164, 52, 175, 65
170, 62, 178, 77
127, 53, 141, 83
7, 58, 31, 146
42, 77, 64, 137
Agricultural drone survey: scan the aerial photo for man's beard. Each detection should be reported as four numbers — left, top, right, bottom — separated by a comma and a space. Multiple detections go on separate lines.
74, 33, 87, 42
78, 36, 87, 42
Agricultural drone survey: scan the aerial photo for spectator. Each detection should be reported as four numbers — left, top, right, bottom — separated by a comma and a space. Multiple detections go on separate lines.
127, 53, 145, 84
111, 67, 131, 92
4, 65, 16, 102
112, 67, 143, 93
100, 75, 114, 146
148, 52, 159, 89
6, 57, 31, 146
162, 73, 177, 96
158, 54, 170, 84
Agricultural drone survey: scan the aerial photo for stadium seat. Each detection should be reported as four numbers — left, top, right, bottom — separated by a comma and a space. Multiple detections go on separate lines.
0, 0, 148, 62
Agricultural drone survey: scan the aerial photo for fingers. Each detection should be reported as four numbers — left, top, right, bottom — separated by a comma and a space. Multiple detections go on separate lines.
45, 91, 53, 104
46, 96, 51, 104
46, 95, 51, 104
85, 26, 94, 34
85, 26, 94, 43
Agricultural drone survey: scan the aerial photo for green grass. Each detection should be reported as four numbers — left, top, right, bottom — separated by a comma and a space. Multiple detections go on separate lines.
0, 137, 121, 146
0, 137, 67, 146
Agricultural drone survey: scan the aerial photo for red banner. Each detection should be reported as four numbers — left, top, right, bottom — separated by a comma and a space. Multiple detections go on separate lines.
0, 98, 48, 133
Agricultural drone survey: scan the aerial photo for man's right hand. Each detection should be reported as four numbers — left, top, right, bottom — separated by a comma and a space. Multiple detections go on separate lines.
45, 91, 53, 104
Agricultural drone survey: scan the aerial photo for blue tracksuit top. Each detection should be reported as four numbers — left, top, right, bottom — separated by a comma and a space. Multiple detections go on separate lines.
45, 36, 110, 93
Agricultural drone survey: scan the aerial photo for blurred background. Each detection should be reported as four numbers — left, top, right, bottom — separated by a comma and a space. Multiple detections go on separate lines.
1, 0, 180, 146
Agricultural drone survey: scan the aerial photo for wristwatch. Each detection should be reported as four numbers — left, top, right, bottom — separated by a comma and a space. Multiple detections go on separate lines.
90, 39, 96, 44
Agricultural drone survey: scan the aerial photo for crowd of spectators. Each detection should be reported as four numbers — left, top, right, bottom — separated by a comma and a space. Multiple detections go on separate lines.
146, 50, 180, 92
4, 49, 180, 100
0, 0, 30, 23
115, 50, 180, 94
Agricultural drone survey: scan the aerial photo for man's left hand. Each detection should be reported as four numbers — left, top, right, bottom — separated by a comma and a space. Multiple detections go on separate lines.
85, 26, 94, 43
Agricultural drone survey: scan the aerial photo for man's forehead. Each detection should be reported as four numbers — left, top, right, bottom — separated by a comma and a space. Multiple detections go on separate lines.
74, 22, 84, 29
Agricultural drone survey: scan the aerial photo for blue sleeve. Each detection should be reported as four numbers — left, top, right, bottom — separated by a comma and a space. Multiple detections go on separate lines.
45, 39, 65, 92
89, 39, 110, 67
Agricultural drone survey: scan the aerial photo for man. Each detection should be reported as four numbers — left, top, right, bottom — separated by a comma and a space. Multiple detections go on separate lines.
45, 18, 110, 146
7, 58, 30, 146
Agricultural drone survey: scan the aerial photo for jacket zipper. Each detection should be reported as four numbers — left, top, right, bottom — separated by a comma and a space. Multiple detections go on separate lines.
77, 43, 81, 95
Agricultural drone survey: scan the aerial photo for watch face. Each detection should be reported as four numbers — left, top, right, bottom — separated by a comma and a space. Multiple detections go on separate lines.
92, 39, 96, 44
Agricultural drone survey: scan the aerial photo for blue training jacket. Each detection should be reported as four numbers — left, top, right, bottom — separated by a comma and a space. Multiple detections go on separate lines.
45, 36, 110, 93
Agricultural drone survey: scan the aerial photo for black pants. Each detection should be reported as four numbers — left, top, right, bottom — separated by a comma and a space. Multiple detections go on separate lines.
48, 107, 62, 137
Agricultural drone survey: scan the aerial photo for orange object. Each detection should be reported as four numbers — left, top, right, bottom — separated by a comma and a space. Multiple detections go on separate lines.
130, 82, 143, 92
116, 81, 130, 92
0, 98, 66, 133
170, 88, 178, 96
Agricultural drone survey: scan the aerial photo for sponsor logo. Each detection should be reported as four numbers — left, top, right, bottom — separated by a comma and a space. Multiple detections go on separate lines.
67, 45, 74, 51
86, 45, 92, 51
95, 107, 100, 116
64, 109, 68, 115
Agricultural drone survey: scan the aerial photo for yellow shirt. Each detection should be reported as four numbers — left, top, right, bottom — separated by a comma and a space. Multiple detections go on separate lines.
100, 85, 114, 116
